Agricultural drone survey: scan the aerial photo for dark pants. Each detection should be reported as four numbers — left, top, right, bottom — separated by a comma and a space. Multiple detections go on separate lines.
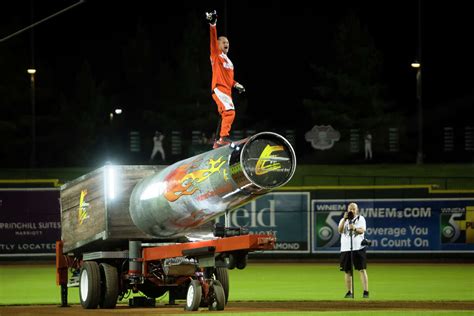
340, 248, 367, 272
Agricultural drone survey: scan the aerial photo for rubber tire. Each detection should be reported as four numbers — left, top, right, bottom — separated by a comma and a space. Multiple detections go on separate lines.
214, 267, 229, 304
227, 254, 236, 270
208, 280, 225, 311
99, 263, 119, 308
184, 279, 202, 311
79, 261, 101, 309
236, 253, 248, 270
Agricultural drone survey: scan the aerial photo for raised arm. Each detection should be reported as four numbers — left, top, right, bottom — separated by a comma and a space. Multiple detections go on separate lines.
206, 10, 219, 57
210, 24, 219, 57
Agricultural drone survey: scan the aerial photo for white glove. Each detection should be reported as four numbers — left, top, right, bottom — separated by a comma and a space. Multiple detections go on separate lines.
234, 83, 245, 94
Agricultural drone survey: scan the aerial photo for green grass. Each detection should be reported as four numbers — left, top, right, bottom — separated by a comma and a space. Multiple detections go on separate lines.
0, 167, 92, 183
293, 164, 474, 178
1, 263, 473, 306
0, 264, 64, 305
1, 164, 474, 189
195, 313, 473, 316
228, 263, 474, 301
287, 164, 474, 188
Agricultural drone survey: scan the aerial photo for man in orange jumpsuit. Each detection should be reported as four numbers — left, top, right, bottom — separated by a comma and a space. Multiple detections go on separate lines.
206, 10, 245, 148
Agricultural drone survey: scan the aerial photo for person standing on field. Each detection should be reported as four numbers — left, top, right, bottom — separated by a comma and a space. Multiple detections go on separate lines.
364, 131, 373, 160
150, 131, 165, 162
338, 202, 369, 298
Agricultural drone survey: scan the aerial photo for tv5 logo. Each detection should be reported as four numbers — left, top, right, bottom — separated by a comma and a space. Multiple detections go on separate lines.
441, 206, 474, 244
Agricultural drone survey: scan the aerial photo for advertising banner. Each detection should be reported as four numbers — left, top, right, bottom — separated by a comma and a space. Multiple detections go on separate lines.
0, 189, 60, 256
217, 192, 311, 253
1, 186, 472, 256
313, 198, 474, 253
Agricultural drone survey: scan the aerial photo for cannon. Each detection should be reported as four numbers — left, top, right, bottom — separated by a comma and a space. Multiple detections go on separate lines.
130, 131, 296, 238
56, 132, 296, 311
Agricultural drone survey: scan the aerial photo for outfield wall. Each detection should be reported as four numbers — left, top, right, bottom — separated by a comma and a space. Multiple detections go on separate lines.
1, 186, 473, 257
216, 186, 474, 254
0, 188, 60, 257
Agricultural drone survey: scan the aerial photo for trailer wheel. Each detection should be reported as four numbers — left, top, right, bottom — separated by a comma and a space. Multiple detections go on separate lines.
99, 263, 119, 308
213, 267, 229, 304
236, 253, 248, 270
208, 280, 225, 311
79, 261, 101, 309
184, 279, 202, 311
227, 254, 236, 270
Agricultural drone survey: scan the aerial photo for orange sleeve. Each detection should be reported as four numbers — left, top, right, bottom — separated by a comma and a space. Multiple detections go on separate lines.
210, 24, 219, 57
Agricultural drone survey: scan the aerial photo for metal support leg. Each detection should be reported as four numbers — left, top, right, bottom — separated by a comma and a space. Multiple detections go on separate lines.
167, 289, 177, 305
60, 284, 69, 307
225, 209, 230, 228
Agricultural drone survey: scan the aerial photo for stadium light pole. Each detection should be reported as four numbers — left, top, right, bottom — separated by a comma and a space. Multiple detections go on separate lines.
414, 0, 423, 165
27, 68, 37, 168
0, 0, 84, 168
411, 61, 423, 165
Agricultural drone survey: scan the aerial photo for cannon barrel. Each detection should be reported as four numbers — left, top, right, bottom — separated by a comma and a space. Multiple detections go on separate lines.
129, 132, 296, 238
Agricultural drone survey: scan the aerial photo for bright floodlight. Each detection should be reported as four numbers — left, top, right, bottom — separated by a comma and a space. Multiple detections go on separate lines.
106, 165, 116, 200
115, 108, 123, 115
411, 61, 421, 68
27, 69, 36, 74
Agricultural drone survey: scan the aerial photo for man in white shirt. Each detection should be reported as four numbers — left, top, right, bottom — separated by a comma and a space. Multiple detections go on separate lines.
364, 131, 373, 160
338, 202, 369, 298
150, 131, 165, 162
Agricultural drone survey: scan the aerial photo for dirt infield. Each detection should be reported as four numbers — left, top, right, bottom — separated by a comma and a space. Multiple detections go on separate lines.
1, 301, 473, 315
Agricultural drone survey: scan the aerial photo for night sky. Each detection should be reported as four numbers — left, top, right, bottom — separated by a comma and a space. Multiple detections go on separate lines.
3, 1, 473, 108
1, 0, 474, 166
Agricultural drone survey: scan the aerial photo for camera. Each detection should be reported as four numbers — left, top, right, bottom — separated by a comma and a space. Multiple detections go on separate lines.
347, 211, 354, 220
361, 239, 372, 247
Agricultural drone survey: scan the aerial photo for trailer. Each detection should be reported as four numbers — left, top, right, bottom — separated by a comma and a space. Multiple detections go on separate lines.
56, 132, 295, 311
